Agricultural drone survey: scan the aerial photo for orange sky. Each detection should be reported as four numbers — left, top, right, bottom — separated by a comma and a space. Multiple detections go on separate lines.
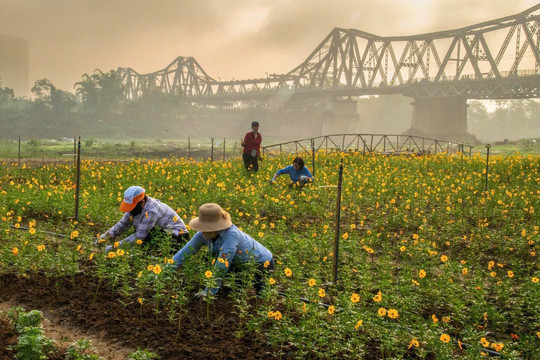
0, 0, 539, 93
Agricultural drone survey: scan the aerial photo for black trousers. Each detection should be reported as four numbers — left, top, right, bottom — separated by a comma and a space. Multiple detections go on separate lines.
242, 152, 259, 172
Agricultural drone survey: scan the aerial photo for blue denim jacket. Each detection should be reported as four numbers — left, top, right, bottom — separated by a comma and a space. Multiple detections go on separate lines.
171, 224, 273, 294
276, 165, 313, 183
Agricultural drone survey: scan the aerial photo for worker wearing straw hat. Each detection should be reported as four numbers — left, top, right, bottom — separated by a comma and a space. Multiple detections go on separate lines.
98, 186, 189, 253
170, 203, 274, 297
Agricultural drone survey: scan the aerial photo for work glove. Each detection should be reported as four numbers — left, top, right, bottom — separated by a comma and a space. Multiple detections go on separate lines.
269, 178, 276, 185
94, 231, 110, 246
195, 289, 209, 298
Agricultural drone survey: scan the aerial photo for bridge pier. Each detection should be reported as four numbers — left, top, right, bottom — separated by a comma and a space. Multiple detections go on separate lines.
321, 98, 360, 135
407, 96, 469, 139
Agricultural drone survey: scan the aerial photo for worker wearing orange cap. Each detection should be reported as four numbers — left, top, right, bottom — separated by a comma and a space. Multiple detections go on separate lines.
98, 186, 188, 253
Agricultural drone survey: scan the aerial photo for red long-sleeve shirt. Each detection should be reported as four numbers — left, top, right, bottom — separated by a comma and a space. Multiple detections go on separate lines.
242, 131, 262, 156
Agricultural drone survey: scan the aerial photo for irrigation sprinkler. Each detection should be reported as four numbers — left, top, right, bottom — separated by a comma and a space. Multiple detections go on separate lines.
18, 136, 21, 166
311, 138, 316, 176
74, 137, 81, 222
211, 138, 214, 162
485, 144, 491, 192
223, 138, 226, 161
332, 158, 344, 285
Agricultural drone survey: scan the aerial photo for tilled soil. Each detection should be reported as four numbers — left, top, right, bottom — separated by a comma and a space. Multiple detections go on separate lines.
0, 273, 274, 360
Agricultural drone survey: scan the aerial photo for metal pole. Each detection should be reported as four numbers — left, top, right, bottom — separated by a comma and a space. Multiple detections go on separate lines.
74, 137, 81, 222
223, 138, 226, 161
188, 137, 191, 159
18, 136, 21, 166
211, 138, 214, 162
485, 144, 491, 192
73, 137, 76, 164
332, 159, 344, 285
311, 138, 316, 177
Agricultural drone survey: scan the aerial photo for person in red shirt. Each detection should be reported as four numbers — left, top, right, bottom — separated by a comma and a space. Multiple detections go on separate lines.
241, 121, 262, 172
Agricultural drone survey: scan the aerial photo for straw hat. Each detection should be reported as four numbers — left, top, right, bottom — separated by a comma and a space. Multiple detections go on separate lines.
189, 203, 232, 232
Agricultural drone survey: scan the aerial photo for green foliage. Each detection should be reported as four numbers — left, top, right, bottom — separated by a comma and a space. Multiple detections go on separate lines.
0, 152, 538, 358
15, 309, 44, 333
65, 339, 103, 360
126, 348, 160, 360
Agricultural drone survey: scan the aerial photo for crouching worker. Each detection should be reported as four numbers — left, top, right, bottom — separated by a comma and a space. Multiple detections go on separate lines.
270, 156, 313, 188
98, 186, 189, 254
170, 203, 274, 297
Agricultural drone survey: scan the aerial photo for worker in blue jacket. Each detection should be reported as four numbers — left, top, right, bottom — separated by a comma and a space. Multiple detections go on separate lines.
170, 203, 274, 297
270, 157, 313, 187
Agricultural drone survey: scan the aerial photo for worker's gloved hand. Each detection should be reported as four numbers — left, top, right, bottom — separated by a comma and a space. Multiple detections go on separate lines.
94, 231, 110, 246
195, 289, 209, 298
269, 178, 276, 185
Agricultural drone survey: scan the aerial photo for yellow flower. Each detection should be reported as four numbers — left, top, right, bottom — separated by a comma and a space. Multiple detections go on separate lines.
462, 268, 468, 275
342, 232, 348, 240
400, 246, 406, 252
440, 255, 448, 262
532, 277, 539, 283
354, 319, 363, 330
308, 278, 316, 287
136, 239, 143, 245
37, 245, 45, 252
107, 252, 116, 258
408, 338, 419, 349
284, 268, 292, 277
29, 228, 36, 235
14, 223, 20, 229
258, 232, 264, 238
419, 269, 426, 278
387, 308, 399, 319
350, 293, 360, 303
318, 288, 326, 298
491, 343, 504, 352
328, 305, 335, 314
377, 307, 386, 316
480, 337, 490, 347
116, 249, 125, 256
205, 270, 213, 278
12, 247, 18, 255
70, 230, 79, 239
89, 253, 94, 260
442, 316, 450, 323
147, 265, 154, 271
269, 277, 276, 285
138, 297, 143, 304
153, 265, 162, 275
507, 270, 514, 278
432, 314, 439, 323
440, 334, 450, 343
373, 291, 382, 302
263, 260, 270, 268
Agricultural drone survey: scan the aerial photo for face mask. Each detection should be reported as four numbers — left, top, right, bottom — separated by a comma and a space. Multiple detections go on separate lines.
130, 201, 143, 216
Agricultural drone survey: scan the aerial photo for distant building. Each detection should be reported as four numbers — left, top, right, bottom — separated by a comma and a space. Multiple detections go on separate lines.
0, 34, 29, 97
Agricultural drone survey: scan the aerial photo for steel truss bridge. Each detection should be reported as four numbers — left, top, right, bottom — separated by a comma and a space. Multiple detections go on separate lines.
118, 5, 540, 102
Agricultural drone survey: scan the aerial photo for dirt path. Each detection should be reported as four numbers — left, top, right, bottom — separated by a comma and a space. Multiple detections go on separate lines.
0, 297, 135, 360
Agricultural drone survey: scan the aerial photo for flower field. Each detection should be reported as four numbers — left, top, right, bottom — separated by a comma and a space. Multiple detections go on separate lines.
0, 151, 539, 359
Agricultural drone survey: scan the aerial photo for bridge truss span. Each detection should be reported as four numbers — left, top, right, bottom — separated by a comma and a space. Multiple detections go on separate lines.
118, 4, 540, 101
